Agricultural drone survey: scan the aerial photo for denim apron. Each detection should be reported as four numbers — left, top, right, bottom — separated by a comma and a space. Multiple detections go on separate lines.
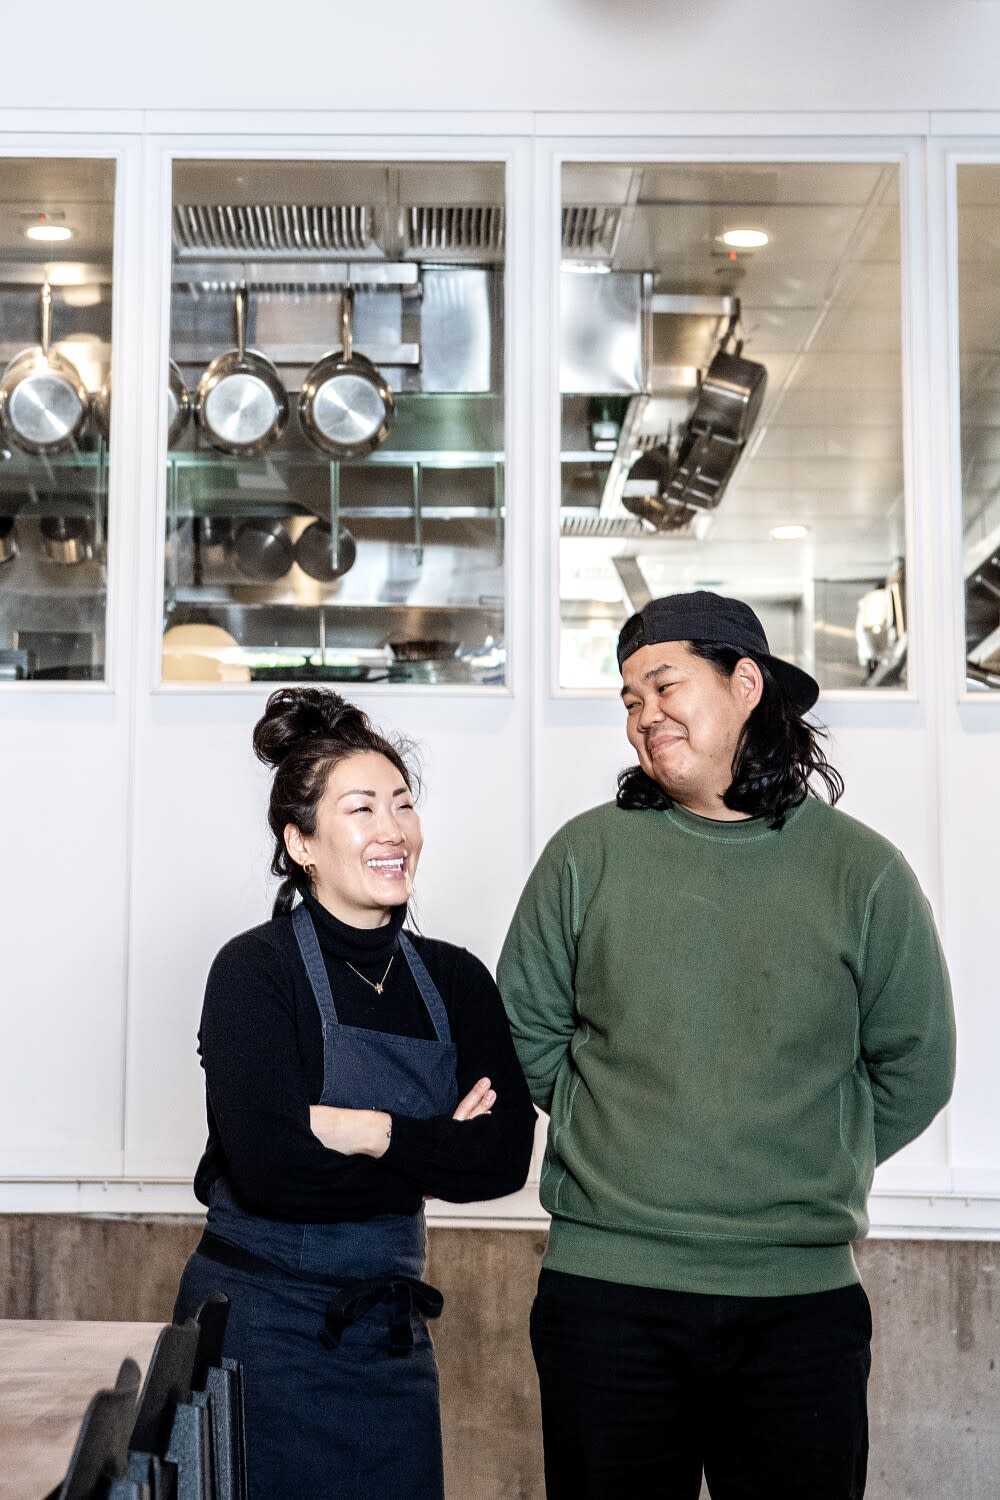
174, 906, 459, 1500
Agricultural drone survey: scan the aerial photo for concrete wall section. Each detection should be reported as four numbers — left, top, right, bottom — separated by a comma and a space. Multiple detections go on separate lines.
1, 1217, 997, 1499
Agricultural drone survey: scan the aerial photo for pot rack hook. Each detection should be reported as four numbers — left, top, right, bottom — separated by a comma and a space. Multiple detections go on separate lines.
341, 286, 355, 361
722, 300, 744, 356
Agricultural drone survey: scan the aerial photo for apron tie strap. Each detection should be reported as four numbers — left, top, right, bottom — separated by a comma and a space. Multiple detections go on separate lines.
319, 1277, 444, 1355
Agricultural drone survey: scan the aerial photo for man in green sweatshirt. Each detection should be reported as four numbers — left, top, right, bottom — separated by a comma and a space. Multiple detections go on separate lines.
498, 591, 955, 1500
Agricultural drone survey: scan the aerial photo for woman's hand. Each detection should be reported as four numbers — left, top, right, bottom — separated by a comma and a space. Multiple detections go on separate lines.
309, 1106, 392, 1159
452, 1077, 496, 1121
308, 1079, 495, 1156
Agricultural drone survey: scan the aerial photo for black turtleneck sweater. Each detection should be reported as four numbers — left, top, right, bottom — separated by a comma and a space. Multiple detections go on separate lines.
193, 891, 536, 1221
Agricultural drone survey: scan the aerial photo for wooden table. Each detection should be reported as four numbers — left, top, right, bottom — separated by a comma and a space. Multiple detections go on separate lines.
0, 1320, 162, 1500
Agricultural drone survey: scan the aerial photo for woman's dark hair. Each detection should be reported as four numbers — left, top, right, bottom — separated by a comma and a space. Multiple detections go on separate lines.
253, 687, 419, 916
617, 640, 844, 828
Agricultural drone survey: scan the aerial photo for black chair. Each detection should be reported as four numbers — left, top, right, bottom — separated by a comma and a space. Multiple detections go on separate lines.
126, 1322, 201, 1500
191, 1295, 228, 1392
189, 1296, 247, 1500
45, 1356, 148, 1500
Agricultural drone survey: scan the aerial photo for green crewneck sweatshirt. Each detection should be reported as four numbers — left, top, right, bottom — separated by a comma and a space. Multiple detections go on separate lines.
498, 796, 956, 1297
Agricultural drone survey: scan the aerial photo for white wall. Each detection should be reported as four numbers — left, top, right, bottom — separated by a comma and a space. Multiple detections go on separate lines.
6, 1, 1000, 115
1, 2, 999, 1232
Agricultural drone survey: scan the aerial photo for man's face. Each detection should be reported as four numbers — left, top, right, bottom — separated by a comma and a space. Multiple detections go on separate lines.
620, 641, 763, 815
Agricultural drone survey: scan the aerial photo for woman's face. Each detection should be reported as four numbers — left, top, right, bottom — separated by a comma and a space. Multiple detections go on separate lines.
287, 750, 423, 928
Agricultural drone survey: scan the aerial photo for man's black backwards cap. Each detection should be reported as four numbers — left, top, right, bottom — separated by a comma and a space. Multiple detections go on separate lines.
617, 590, 820, 713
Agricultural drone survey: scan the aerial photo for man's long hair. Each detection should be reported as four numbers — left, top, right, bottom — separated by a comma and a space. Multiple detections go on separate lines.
616, 641, 844, 829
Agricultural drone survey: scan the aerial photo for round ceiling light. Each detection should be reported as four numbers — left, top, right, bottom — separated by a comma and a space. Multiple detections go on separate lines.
25, 222, 73, 242
721, 228, 769, 249
771, 524, 809, 541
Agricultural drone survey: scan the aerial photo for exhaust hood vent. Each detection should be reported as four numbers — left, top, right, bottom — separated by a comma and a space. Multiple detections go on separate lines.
404, 205, 505, 258
173, 201, 625, 266
173, 204, 375, 258
560, 512, 706, 540
561, 205, 622, 259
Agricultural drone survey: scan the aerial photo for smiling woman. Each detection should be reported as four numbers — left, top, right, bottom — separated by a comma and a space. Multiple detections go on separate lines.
251, 687, 421, 919
170, 686, 535, 1500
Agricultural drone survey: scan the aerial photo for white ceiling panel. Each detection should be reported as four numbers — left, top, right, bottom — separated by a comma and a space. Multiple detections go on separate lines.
753, 425, 902, 461
635, 163, 887, 208
786, 350, 903, 393
771, 388, 903, 426
729, 456, 903, 495
740, 306, 819, 352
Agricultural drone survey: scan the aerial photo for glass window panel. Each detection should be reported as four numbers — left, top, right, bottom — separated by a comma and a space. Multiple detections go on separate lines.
957, 164, 1000, 693
558, 160, 907, 692
162, 159, 506, 687
0, 158, 116, 683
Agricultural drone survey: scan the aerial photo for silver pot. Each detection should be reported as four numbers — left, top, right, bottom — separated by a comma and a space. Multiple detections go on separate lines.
298, 290, 394, 460
165, 359, 193, 447
197, 286, 288, 456
0, 284, 89, 455
95, 359, 192, 449
294, 519, 357, 582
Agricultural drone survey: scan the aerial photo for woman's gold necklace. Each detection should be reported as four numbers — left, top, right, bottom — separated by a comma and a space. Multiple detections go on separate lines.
343, 955, 394, 996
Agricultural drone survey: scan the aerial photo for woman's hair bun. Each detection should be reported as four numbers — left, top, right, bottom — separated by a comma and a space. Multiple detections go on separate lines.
252, 687, 369, 769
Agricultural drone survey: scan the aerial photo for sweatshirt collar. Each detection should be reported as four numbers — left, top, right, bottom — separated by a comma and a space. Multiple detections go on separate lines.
662, 797, 807, 843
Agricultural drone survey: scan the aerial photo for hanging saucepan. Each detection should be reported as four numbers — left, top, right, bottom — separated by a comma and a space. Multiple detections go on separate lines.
197, 286, 288, 456
298, 289, 394, 460
195, 514, 233, 569
294, 519, 357, 582
94, 360, 192, 448
690, 316, 767, 446
0, 284, 89, 455
0, 515, 17, 566
39, 513, 92, 565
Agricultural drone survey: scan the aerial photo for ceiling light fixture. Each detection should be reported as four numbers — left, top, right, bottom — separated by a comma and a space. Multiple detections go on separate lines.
25, 221, 73, 242
721, 228, 769, 249
771, 524, 809, 541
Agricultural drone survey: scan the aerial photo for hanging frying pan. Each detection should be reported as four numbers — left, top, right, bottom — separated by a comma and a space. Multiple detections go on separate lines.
94, 359, 192, 448
294, 519, 357, 582
298, 289, 394, 460
197, 286, 288, 456
0, 284, 89, 455
232, 517, 294, 581
691, 316, 767, 446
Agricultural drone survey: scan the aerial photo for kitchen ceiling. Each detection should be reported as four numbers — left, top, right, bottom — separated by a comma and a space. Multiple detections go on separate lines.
0, 157, 116, 263
563, 160, 906, 579
956, 164, 1000, 577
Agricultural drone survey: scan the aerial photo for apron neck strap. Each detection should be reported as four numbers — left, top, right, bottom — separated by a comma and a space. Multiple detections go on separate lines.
292, 907, 453, 1046
398, 933, 452, 1044
292, 904, 340, 1036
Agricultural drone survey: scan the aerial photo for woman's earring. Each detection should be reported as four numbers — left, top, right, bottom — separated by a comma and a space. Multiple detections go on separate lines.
303, 862, 316, 879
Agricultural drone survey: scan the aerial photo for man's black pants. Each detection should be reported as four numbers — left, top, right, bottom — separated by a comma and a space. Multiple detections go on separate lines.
530, 1268, 871, 1499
